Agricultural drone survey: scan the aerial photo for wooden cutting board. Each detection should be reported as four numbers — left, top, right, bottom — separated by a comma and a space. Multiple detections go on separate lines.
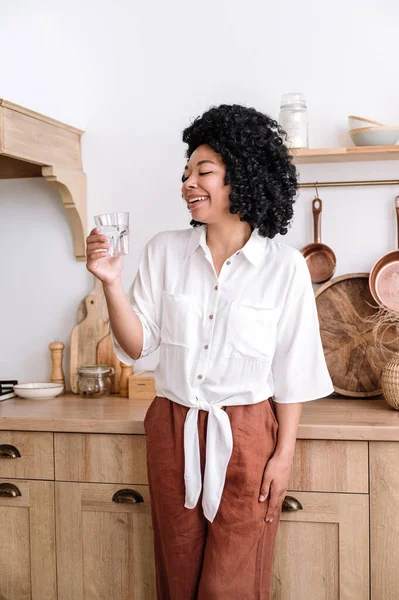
70, 294, 109, 393
315, 273, 399, 397
77, 276, 109, 323
96, 332, 122, 394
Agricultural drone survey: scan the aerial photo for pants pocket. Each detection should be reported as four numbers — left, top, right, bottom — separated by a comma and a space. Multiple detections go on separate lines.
266, 397, 278, 427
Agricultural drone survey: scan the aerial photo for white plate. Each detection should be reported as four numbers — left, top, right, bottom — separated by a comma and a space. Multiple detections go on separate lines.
13, 383, 64, 400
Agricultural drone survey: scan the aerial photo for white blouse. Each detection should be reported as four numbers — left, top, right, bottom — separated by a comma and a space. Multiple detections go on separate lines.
111, 224, 334, 522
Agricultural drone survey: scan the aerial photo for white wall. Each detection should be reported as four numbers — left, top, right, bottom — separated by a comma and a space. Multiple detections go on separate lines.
1, 0, 399, 386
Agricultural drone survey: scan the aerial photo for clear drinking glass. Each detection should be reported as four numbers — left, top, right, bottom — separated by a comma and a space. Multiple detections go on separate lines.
94, 212, 129, 256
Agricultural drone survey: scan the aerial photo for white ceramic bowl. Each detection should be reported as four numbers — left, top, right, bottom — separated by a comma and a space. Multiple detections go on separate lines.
348, 115, 384, 131
13, 383, 64, 400
349, 126, 399, 147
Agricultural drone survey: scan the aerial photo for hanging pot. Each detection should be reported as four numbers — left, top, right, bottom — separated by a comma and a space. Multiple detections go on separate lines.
369, 195, 399, 311
300, 197, 337, 283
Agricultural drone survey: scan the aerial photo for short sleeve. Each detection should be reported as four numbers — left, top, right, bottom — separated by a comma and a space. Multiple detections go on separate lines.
110, 238, 161, 365
271, 251, 334, 403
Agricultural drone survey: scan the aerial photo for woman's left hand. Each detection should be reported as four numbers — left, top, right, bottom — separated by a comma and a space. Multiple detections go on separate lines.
259, 453, 293, 522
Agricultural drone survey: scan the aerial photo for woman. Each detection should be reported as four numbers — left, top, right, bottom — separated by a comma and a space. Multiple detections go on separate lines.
86, 104, 334, 599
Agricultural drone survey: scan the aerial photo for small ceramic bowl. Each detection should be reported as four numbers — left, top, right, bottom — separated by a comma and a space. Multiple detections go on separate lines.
349, 126, 399, 147
348, 115, 384, 131
13, 383, 64, 400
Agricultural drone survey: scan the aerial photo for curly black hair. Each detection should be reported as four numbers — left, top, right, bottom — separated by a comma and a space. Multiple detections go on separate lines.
182, 104, 298, 238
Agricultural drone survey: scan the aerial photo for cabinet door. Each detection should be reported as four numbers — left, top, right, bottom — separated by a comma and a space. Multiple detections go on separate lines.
272, 491, 369, 600
0, 478, 57, 600
370, 441, 399, 600
55, 482, 156, 600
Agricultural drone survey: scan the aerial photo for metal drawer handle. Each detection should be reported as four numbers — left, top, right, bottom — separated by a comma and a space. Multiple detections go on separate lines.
112, 489, 144, 504
0, 444, 21, 459
282, 495, 303, 512
0, 482, 22, 497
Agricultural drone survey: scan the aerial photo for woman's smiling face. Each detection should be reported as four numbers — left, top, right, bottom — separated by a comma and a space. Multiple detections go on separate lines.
182, 144, 232, 223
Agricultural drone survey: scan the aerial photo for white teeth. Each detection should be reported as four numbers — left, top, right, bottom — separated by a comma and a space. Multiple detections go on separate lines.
189, 196, 209, 204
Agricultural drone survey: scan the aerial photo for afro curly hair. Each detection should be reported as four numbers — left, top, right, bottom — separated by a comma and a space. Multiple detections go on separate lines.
182, 104, 298, 238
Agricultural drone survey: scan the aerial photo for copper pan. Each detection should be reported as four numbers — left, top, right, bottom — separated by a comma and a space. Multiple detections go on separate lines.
369, 195, 399, 311
300, 198, 337, 283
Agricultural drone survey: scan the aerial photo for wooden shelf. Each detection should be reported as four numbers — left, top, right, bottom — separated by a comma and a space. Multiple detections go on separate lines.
291, 145, 399, 164
0, 99, 87, 261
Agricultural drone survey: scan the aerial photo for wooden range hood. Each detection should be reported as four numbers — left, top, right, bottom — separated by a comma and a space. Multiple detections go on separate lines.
0, 99, 87, 261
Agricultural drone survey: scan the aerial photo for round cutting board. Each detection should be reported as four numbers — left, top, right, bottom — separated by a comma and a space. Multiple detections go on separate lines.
315, 273, 399, 397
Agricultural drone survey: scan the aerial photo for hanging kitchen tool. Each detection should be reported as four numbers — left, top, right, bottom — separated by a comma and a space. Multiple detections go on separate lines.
70, 294, 109, 393
301, 197, 337, 283
369, 195, 399, 312
315, 273, 399, 397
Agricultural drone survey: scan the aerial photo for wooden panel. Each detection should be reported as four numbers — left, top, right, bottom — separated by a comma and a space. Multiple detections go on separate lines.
0, 104, 4, 152
3, 106, 82, 169
55, 433, 148, 484
289, 439, 369, 493
273, 491, 369, 599
0, 431, 54, 479
55, 482, 155, 600
0, 478, 57, 599
370, 441, 399, 599
291, 145, 399, 164
2, 395, 399, 439
0, 155, 43, 178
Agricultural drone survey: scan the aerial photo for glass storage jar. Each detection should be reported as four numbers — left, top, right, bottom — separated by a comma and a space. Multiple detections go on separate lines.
77, 365, 115, 398
279, 92, 308, 149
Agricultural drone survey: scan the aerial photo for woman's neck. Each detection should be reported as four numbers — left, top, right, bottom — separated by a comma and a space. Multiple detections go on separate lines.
205, 221, 254, 257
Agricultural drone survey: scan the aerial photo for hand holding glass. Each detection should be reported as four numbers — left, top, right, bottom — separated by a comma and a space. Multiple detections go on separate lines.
94, 212, 129, 257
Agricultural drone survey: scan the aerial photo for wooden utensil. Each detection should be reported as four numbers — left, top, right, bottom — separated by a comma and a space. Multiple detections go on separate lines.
77, 276, 109, 323
369, 195, 399, 311
49, 341, 65, 391
120, 363, 134, 397
315, 273, 399, 397
301, 198, 337, 283
96, 332, 122, 393
70, 295, 109, 393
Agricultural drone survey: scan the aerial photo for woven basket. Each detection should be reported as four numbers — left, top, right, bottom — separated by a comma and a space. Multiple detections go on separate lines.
381, 352, 399, 410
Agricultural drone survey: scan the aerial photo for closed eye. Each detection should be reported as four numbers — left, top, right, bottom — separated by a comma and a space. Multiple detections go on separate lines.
182, 171, 212, 182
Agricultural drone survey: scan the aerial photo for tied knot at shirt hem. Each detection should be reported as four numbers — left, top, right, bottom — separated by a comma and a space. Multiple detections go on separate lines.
183, 401, 233, 523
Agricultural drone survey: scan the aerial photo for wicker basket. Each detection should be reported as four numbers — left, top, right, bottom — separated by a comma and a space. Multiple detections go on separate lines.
381, 352, 399, 410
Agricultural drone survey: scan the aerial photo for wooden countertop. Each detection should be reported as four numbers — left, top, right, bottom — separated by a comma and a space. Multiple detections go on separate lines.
1, 393, 399, 440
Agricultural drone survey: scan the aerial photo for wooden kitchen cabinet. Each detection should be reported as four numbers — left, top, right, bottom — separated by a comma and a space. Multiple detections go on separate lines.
272, 440, 370, 599
273, 491, 369, 599
0, 478, 57, 600
55, 482, 156, 600
370, 442, 399, 600
54, 432, 156, 600
2, 395, 399, 599
0, 431, 57, 600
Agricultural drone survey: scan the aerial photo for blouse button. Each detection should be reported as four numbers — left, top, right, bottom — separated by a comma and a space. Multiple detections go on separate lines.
204, 345, 209, 350
209, 314, 214, 319
226, 261, 231, 265
197, 374, 203, 380
214, 285, 218, 291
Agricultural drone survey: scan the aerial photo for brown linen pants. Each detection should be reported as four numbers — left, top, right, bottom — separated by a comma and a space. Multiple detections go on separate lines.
144, 395, 281, 600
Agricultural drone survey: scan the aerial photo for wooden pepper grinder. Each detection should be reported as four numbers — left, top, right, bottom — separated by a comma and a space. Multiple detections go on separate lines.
49, 341, 66, 392
120, 362, 134, 397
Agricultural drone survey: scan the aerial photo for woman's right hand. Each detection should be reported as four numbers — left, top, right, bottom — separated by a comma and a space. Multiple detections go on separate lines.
86, 227, 124, 286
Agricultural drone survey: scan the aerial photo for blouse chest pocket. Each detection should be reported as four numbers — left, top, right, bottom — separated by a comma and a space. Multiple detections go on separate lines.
223, 302, 279, 361
161, 291, 201, 348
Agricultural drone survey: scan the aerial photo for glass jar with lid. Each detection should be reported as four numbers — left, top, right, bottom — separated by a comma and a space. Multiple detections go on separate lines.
279, 93, 309, 149
77, 365, 115, 398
